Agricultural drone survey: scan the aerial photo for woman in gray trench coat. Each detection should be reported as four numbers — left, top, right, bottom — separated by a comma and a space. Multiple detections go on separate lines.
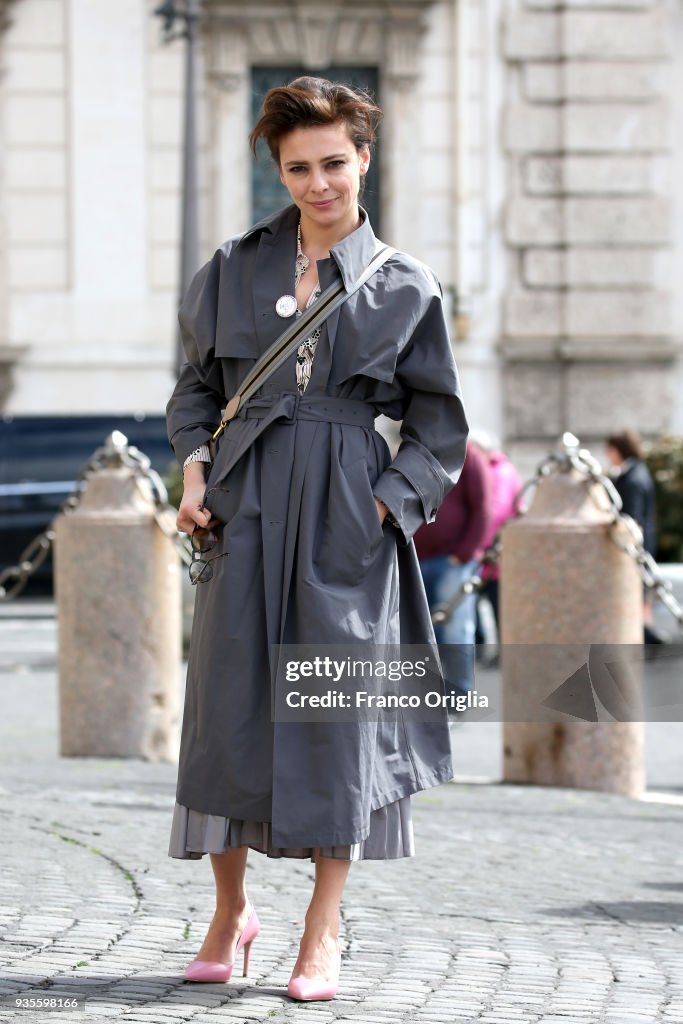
165, 77, 469, 1001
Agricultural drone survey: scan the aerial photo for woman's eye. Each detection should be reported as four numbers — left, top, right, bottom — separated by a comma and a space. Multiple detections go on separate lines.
289, 166, 305, 174
327, 160, 345, 168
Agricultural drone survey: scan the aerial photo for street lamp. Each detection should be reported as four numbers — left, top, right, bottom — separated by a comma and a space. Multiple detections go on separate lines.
153, 0, 202, 376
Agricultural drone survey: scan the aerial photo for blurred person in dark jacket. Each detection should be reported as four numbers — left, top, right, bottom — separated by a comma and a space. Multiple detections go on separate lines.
414, 439, 494, 695
605, 429, 661, 644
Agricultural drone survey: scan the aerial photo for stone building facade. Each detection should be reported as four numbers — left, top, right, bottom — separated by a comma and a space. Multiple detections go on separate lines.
500, 0, 682, 470
0, 0, 681, 474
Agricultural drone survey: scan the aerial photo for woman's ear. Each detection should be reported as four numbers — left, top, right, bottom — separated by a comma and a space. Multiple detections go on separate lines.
359, 145, 371, 177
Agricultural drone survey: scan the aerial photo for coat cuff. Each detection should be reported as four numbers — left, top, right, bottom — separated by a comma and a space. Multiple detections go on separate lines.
182, 444, 213, 472
372, 495, 401, 530
169, 425, 216, 472
372, 445, 446, 547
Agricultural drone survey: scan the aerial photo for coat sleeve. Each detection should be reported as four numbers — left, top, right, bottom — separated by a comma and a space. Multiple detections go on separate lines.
165, 249, 226, 471
372, 275, 470, 546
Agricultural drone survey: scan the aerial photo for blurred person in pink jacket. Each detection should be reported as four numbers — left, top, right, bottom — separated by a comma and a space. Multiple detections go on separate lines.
414, 439, 494, 695
471, 431, 522, 655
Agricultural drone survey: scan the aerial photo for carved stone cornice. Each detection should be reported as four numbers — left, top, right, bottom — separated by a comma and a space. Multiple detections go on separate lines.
294, 5, 340, 70
385, 5, 425, 89
203, 0, 433, 85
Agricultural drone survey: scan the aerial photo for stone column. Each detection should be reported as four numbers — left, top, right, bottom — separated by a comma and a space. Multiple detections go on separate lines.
205, 24, 251, 243
501, 461, 645, 797
382, 8, 426, 250
70, 0, 147, 298
501, 0, 676, 475
54, 443, 181, 761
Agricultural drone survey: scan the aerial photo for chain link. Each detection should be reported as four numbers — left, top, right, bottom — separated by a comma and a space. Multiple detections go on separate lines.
0, 431, 192, 601
431, 431, 683, 634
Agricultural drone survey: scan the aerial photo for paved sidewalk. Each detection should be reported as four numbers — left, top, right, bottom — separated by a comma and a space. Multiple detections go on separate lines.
2, 602, 683, 1024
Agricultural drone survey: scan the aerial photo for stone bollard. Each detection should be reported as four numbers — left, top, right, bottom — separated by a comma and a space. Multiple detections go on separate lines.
53, 434, 181, 760
500, 443, 645, 798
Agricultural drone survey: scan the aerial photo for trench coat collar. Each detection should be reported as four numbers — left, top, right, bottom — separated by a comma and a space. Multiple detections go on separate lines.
237, 202, 379, 292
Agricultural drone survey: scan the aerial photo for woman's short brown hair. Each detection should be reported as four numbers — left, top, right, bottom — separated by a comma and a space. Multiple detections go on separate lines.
250, 76, 383, 164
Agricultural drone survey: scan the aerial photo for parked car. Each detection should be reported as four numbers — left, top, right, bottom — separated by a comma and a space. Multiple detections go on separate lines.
0, 414, 176, 594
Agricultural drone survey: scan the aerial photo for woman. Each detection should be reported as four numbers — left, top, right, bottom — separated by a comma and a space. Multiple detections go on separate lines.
165, 76, 469, 1001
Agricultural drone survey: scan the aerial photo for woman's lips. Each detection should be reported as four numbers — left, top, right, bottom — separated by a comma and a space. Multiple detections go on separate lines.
310, 198, 336, 208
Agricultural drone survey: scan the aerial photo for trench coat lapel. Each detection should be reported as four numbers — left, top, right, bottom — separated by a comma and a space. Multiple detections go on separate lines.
245, 202, 382, 361
252, 226, 298, 356
328, 204, 380, 290
314, 263, 342, 374
311, 205, 381, 375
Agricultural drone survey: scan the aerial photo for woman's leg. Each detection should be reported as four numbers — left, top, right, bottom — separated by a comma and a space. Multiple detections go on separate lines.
193, 848, 253, 963
291, 852, 351, 980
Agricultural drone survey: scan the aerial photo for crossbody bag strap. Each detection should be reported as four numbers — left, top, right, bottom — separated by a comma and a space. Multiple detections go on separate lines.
211, 243, 396, 442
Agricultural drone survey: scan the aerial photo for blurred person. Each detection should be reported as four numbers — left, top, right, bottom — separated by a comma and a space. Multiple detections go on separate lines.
470, 431, 523, 661
414, 439, 494, 696
605, 429, 661, 644
165, 76, 469, 1001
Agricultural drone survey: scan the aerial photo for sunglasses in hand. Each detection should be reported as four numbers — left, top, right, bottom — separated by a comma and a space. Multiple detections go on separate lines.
189, 522, 223, 585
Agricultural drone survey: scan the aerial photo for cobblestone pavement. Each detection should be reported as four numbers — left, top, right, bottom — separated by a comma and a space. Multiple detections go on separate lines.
2, 603, 683, 1024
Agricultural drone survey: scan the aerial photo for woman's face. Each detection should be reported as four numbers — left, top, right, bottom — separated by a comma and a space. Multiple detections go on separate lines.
278, 121, 370, 233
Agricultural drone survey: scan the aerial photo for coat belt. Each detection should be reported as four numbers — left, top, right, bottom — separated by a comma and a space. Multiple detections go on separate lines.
207, 393, 378, 489
236, 392, 376, 429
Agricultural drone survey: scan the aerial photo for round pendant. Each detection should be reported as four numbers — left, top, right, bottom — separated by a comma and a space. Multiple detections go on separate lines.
275, 294, 298, 318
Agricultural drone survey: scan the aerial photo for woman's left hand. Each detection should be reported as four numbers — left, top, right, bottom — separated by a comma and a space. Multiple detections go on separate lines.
374, 497, 388, 526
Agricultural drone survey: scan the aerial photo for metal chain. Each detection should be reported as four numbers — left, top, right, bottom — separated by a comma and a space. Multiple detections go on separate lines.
431, 431, 683, 633
6, 428, 680, 629
0, 431, 192, 601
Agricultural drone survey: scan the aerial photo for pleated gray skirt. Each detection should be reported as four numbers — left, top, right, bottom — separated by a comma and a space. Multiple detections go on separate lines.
168, 795, 415, 861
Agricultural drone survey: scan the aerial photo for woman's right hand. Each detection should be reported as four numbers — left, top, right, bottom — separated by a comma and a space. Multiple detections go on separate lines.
176, 462, 221, 535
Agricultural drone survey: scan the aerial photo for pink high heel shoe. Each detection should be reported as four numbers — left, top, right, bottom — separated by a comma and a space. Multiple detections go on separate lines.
287, 936, 341, 1001
183, 907, 260, 983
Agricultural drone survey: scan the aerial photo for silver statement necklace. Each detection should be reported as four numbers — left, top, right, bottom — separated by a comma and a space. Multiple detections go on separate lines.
295, 219, 309, 283
275, 221, 320, 318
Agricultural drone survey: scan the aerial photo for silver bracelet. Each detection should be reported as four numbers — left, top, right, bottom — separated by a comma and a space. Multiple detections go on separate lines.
183, 444, 212, 472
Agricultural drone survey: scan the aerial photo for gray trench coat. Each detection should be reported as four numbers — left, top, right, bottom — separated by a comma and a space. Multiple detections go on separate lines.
165, 202, 469, 848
